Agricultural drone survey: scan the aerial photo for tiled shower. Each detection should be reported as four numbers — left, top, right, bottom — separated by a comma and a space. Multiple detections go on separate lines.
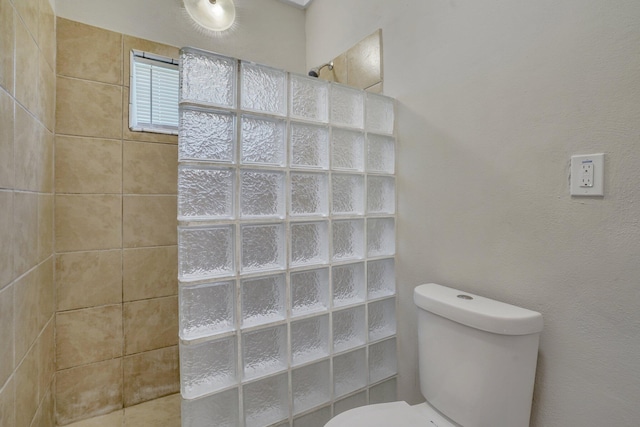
177, 48, 398, 426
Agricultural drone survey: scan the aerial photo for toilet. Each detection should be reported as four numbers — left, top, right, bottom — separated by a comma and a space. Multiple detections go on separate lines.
326, 283, 543, 427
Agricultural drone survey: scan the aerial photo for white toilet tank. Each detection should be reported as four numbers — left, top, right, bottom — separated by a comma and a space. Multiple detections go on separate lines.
414, 283, 543, 427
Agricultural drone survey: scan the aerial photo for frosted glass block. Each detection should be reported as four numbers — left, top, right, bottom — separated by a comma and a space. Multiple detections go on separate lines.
333, 305, 366, 353
332, 263, 366, 308
180, 336, 237, 399
367, 176, 396, 214
369, 378, 397, 404
331, 174, 364, 215
368, 298, 396, 341
291, 314, 330, 366
330, 84, 364, 129
290, 122, 329, 169
241, 62, 287, 116
332, 220, 365, 261
369, 338, 397, 383
180, 48, 236, 108
241, 274, 286, 327
241, 224, 285, 273
367, 218, 396, 257
180, 281, 234, 340
292, 360, 331, 414
241, 115, 286, 166
179, 226, 234, 281
290, 74, 328, 123
331, 128, 364, 171
182, 388, 239, 427
334, 391, 367, 416
179, 107, 235, 163
290, 172, 328, 216
293, 406, 332, 427
242, 325, 287, 380
243, 373, 289, 427
366, 134, 395, 174
291, 268, 330, 317
240, 170, 285, 218
290, 221, 329, 267
365, 92, 394, 135
333, 348, 367, 397
178, 166, 234, 220
367, 259, 396, 299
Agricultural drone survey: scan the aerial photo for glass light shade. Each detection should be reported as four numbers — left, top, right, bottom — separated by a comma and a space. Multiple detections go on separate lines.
185, 0, 236, 32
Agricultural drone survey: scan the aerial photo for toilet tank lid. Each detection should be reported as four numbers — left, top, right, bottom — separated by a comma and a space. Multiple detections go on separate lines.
414, 283, 543, 335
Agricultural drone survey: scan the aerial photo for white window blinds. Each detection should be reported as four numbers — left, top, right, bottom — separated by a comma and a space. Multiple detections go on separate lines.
130, 52, 179, 134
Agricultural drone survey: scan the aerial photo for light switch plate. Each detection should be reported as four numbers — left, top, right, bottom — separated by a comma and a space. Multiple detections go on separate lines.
570, 153, 604, 196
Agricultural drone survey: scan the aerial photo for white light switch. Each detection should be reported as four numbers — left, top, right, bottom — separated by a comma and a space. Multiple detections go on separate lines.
570, 153, 604, 196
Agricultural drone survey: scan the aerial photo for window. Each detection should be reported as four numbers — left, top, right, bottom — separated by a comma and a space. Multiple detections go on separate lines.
129, 50, 179, 134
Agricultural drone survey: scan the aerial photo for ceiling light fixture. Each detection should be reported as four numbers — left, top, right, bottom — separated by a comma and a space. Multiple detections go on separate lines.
184, 0, 236, 32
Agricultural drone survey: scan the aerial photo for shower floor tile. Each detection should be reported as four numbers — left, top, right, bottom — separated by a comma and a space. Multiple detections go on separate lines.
65, 393, 181, 427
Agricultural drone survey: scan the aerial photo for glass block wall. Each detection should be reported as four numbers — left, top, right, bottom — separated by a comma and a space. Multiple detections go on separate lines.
177, 47, 397, 427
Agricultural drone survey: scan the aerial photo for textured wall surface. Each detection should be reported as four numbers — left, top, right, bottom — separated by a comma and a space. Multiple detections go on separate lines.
55, 0, 306, 74
0, 0, 57, 426
307, 1, 640, 426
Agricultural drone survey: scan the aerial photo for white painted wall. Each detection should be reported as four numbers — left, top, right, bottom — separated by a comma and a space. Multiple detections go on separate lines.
55, 0, 306, 73
307, 1, 640, 425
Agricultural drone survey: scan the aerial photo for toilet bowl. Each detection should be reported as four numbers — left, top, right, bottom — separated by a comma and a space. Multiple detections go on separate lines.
325, 400, 456, 427
324, 283, 543, 427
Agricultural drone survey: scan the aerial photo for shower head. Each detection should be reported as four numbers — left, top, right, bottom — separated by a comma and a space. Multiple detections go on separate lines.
308, 61, 334, 78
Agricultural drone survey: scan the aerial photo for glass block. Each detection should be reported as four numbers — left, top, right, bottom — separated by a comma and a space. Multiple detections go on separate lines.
292, 360, 331, 414
241, 115, 286, 166
180, 48, 236, 108
240, 170, 285, 218
290, 122, 329, 169
367, 259, 396, 299
291, 314, 330, 366
178, 226, 235, 281
331, 174, 364, 215
180, 336, 237, 399
332, 305, 366, 353
290, 74, 328, 123
334, 391, 367, 416
333, 348, 367, 397
293, 406, 332, 427
332, 263, 366, 308
366, 134, 395, 174
367, 218, 396, 257
290, 172, 328, 216
243, 373, 289, 427
179, 107, 235, 163
367, 176, 396, 214
290, 221, 329, 267
365, 92, 394, 135
331, 128, 364, 171
241, 224, 285, 273
368, 298, 396, 341
178, 166, 234, 220
241, 62, 287, 116
332, 220, 365, 261
330, 84, 364, 129
369, 338, 397, 383
369, 378, 397, 404
182, 388, 239, 427
242, 325, 287, 380
241, 274, 286, 328
180, 281, 234, 340
290, 268, 330, 317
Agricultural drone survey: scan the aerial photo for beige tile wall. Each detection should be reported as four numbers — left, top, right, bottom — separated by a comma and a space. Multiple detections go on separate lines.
0, 1, 57, 427
318, 29, 383, 93
54, 18, 180, 425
